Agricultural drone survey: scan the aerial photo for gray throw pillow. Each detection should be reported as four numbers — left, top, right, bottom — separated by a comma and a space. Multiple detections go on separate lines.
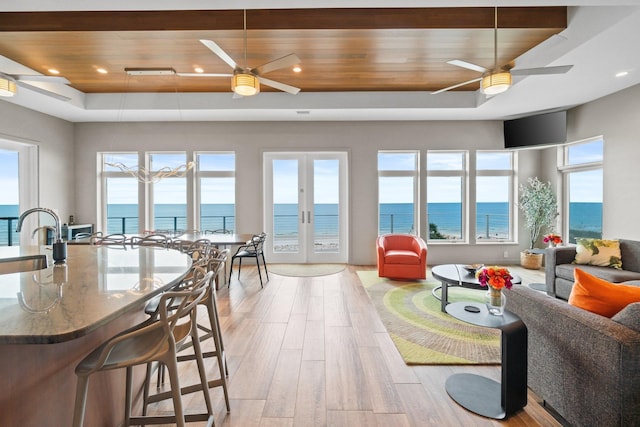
612, 302, 640, 332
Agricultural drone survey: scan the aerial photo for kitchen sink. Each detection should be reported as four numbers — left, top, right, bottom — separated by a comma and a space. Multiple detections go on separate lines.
0, 255, 48, 275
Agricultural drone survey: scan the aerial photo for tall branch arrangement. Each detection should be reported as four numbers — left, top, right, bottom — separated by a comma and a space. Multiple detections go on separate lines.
518, 177, 559, 251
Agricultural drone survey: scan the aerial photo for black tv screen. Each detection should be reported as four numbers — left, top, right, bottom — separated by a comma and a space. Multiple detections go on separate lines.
504, 111, 567, 149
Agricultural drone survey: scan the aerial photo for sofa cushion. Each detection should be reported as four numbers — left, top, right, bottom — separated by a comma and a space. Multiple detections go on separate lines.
569, 268, 640, 317
573, 238, 622, 269
612, 302, 640, 332
385, 249, 420, 265
555, 263, 640, 283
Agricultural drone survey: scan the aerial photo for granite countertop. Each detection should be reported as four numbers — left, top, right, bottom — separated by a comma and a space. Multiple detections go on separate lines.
0, 245, 192, 344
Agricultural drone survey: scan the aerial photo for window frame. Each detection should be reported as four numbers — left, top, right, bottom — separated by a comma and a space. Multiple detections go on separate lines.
475, 150, 516, 243
558, 137, 604, 243
377, 150, 420, 236
99, 152, 143, 234
195, 151, 236, 232
425, 150, 468, 243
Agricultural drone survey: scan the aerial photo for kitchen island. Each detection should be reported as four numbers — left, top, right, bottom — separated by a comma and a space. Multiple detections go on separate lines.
0, 244, 192, 426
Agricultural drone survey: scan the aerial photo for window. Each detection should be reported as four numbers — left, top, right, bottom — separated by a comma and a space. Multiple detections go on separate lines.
476, 151, 514, 242
197, 152, 236, 232
0, 149, 19, 246
426, 151, 467, 241
102, 153, 140, 234
150, 153, 188, 232
561, 138, 603, 243
378, 151, 418, 235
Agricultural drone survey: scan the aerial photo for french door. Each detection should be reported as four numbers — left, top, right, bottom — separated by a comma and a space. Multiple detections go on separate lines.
263, 152, 348, 263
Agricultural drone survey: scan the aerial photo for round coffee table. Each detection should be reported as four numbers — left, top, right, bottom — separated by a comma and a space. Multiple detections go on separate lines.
431, 264, 521, 312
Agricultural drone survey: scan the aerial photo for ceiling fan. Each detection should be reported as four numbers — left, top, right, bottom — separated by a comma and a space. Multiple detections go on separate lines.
177, 10, 301, 97
0, 71, 71, 101
431, 8, 573, 96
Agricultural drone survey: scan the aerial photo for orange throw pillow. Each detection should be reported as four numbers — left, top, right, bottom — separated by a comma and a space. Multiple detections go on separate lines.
569, 268, 640, 317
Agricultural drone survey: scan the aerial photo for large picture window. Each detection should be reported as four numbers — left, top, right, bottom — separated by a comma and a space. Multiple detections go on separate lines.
197, 152, 236, 232
378, 151, 418, 235
102, 153, 140, 234
561, 138, 603, 243
475, 151, 514, 242
150, 153, 188, 232
426, 151, 467, 241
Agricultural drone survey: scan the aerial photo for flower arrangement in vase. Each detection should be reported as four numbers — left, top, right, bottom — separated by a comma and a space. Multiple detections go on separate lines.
476, 266, 513, 315
543, 233, 563, 247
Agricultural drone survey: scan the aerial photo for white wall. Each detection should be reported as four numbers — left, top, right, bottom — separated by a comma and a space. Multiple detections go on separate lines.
0, 101, 75, 228
565, 82, 640, 240
74, 120, 540, 265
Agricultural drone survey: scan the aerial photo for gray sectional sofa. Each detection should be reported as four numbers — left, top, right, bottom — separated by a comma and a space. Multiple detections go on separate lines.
505, 239, 640, 427
545, 239, 640, 299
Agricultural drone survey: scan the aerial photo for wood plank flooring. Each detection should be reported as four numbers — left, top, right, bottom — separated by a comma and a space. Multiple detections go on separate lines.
144, 264, 560, 427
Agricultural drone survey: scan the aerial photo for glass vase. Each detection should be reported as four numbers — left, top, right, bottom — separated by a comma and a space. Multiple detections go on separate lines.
485, 287, 506, 315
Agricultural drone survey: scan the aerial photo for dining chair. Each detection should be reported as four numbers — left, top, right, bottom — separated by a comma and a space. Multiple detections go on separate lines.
129, 234, 171, 248
204, 229, 232, 234
72, 271, 215, 427
228, 232, 269, 288
89, 233, 127, 246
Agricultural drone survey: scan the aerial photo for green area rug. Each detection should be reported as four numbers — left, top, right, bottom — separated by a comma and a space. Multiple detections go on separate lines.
270, 263, 346, 277
357, 270, 500, 365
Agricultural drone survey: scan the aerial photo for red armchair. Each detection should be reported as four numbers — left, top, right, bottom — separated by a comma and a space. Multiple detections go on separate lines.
376, 234, 428, 280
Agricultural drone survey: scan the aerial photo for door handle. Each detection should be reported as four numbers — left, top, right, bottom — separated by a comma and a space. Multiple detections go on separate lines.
307, 211, 311, 223
301, 210, 305, 224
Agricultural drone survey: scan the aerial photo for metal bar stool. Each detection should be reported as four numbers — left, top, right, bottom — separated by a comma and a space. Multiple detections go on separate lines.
72, 271, 215, 427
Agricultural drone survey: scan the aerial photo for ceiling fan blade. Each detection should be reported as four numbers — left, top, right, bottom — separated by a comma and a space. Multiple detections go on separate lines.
259, 77, 301, 95
15, 81, 71, 101
510, 65, 573, 76
199, 39, 238, 70
447, 60, 487, 73
175, 72, 233, 77
15, 75, 70, 85
431, 77, 483, 95
253, 54, 300, 76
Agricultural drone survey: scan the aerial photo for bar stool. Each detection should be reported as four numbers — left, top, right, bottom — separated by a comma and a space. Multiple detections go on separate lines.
144, 254, 231, 414
72, 271, 215, 427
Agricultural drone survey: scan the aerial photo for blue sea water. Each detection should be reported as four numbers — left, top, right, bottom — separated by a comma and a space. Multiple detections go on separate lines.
0, 202, 604, 245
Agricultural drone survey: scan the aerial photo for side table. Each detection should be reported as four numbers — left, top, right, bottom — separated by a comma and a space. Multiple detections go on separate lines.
444, 302, 528, 419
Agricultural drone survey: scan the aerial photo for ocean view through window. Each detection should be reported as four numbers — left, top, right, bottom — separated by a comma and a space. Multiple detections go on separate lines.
0, 149, 19, 246
563, 138, 603, 242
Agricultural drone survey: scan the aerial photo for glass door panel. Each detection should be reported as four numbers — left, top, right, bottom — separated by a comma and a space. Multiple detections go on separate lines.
312, 159, 339, 254
272, 159, 300, 254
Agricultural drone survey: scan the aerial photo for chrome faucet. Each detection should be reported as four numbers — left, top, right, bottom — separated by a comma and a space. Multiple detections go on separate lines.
16, 208, 67, 263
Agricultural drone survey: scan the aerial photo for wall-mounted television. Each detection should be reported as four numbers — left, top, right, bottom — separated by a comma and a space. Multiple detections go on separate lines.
503, 110, 567, 149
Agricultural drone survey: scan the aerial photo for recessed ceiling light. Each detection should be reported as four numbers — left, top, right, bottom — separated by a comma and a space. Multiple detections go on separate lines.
96, 68, 108, 74
616, 71, 629, 78
194, 67, 204, 73
293, 66, 302, 73
48, 69, 60, 75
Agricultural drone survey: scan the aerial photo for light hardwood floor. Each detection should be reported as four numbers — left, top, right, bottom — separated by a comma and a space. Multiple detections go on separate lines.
145, 264, 560, 427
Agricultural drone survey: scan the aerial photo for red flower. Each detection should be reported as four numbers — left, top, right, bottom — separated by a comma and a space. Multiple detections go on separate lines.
476, 266, 513, 290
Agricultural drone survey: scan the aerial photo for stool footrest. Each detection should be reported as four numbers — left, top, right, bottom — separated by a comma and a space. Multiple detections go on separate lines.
129, 413, 214, 426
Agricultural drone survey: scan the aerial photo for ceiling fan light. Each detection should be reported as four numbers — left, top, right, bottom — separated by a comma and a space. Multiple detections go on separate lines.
232, 73, 260, 96
481, 72, 511, 95
0, 76, 17, 97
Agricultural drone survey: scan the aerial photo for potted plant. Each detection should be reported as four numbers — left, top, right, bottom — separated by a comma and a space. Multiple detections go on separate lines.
518, 177, 559, 269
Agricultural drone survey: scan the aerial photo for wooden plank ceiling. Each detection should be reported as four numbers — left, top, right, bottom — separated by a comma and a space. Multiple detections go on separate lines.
0, 7, 566, 94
